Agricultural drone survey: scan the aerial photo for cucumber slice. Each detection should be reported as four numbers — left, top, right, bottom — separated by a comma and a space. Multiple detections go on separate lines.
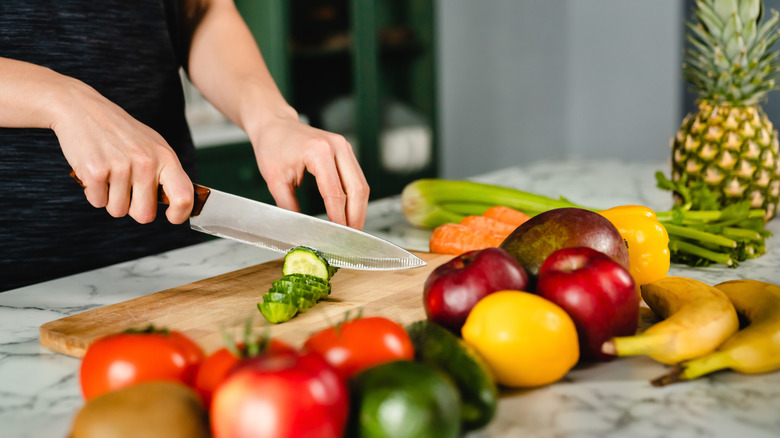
275, 279, 328, 296
264, 289, 314, 312
293, 296, 312, 313
270, 282, 322, 303
280, 273, 331, 298
262, 292, 296, 305
258, 302, 298, 324
282, 246, 334, 281
406, 320, 498, 431
281, 273, 330, 287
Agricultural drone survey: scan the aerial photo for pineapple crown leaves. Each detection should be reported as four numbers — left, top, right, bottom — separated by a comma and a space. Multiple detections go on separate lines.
684, 0, 780, 105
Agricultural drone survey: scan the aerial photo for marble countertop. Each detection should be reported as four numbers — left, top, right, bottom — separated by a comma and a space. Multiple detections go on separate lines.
2, 160, 779, 438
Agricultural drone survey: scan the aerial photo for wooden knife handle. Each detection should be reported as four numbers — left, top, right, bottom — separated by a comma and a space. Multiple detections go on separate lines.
69, 170, 211, 217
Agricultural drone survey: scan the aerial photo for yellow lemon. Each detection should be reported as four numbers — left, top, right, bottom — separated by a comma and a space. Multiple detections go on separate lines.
461, 290, 579, 387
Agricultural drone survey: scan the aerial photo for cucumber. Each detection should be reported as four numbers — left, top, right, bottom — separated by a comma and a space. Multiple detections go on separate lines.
265, 289, 316, 311
280, 273, 330, 290
258, 302, 298, 324
406, 320, 498, 431
292, 296, 312, 313
282, 273, 329, 286
282, 246, 336, 281
270, 284, 321, 305
258, 246, 339, 324
262, 292, 296, 306
280, 273, 331, 296
271, 275, 330, 295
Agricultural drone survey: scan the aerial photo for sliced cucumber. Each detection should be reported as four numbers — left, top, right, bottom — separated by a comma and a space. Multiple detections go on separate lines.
280, 273, 330, 289
272, 279, 328, 301
262, 292, 296, 305
265, 289, 316, 311
280, 273, 331, 298
406, 320, 498, 431
258, 302, 298, 324
293, 296, 312, 313
282, 246, 334, 281
258, 246, 339, 324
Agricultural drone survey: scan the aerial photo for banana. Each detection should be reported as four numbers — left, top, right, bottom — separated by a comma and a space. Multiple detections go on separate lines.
652, 279, 780, 386
601, 276, 739, 365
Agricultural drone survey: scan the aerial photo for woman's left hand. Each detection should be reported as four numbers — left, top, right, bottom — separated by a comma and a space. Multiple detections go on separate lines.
249, 112, 369, 230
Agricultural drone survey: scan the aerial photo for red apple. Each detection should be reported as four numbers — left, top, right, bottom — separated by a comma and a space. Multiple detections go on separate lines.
211, 350, 348, 438
536, 246, 638, 362
424, 247, 529, 333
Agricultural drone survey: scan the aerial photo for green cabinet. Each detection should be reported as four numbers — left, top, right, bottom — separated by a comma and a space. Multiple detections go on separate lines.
207, 0, 438, 212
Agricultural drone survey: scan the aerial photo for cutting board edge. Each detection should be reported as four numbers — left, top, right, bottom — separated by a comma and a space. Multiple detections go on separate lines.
38, 251, 452, 358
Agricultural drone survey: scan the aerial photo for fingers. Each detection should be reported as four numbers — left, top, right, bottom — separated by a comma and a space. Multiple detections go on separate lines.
305, 134, 369, 229
105, 166, 132, 218
251, 120, 369, 230
309, 152, 348, 226
126, 159, 159, 224
80, 167, 109, 209
72, 147, 191, 225
335, 143, 369, 230
267, 176, 301, 214
159, 164, 195, 224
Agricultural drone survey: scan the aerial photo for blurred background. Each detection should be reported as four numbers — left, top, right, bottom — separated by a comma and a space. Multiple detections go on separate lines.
184, 0, 780, 215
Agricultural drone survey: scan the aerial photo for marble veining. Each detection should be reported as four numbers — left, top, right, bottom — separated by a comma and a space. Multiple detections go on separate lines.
1, 160, 779, 438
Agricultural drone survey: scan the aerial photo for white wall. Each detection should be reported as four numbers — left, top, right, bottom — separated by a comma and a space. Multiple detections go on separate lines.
437, 0, 683, 179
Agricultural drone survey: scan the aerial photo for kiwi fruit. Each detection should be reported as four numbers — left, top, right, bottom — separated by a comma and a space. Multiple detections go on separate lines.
70, 381, 209, 438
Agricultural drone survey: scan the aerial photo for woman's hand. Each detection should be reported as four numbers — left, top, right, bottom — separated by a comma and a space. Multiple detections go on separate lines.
53, 78, 194, 225
0, 57, 194, 225
249, 112, 369, 229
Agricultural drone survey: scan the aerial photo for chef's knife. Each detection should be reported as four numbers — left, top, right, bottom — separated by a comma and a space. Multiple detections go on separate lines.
69, 172, 425, 270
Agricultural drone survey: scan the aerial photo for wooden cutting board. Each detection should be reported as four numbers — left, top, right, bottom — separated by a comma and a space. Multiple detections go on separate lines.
39, 251, 451, 358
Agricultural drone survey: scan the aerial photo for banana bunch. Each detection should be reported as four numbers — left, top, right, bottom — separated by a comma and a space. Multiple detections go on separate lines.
652, 279, 780, 386
601, 276, 739, 364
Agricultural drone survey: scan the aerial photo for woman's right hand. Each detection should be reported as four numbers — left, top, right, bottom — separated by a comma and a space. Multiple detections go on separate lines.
0, 57, 194, 224
53, 78, 195, 224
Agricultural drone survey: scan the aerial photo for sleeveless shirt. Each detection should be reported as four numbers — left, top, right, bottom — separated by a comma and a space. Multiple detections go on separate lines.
0, 1, 203, 291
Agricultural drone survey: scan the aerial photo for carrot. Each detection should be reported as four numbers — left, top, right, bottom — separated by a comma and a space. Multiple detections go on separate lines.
459, 215, 516, 239
482, 205, 532, 228
429, 223, 504, 255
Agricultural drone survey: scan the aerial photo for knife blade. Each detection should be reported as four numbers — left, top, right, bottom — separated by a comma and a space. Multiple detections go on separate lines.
69, 171, 425, 270
188, 185, 425, 270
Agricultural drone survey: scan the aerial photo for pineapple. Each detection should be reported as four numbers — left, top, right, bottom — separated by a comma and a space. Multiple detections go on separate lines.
672, 0, 780, 221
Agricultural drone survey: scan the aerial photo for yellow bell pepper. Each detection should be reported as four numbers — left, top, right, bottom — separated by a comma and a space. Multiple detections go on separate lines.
598, 205, 670, 286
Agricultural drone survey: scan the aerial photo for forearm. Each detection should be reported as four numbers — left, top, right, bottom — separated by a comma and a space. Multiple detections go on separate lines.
0, 57, 76, 130
179, 0, 369, 228
182, 0, 296, 132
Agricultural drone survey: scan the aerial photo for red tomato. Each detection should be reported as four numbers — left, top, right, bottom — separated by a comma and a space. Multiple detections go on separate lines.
79, 329, 204, 400
303, 316, 415, 379
194, 339, 296, 408
211, 350, 348, 438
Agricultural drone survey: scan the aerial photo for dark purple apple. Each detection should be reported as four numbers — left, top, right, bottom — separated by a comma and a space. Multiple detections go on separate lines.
499, 207, 629, 287
423, 247, 528, 333
536, 246, 638, 362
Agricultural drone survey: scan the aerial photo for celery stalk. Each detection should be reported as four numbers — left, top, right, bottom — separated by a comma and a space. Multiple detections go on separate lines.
401, 179, 581, 228
662, 223, 737, 248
